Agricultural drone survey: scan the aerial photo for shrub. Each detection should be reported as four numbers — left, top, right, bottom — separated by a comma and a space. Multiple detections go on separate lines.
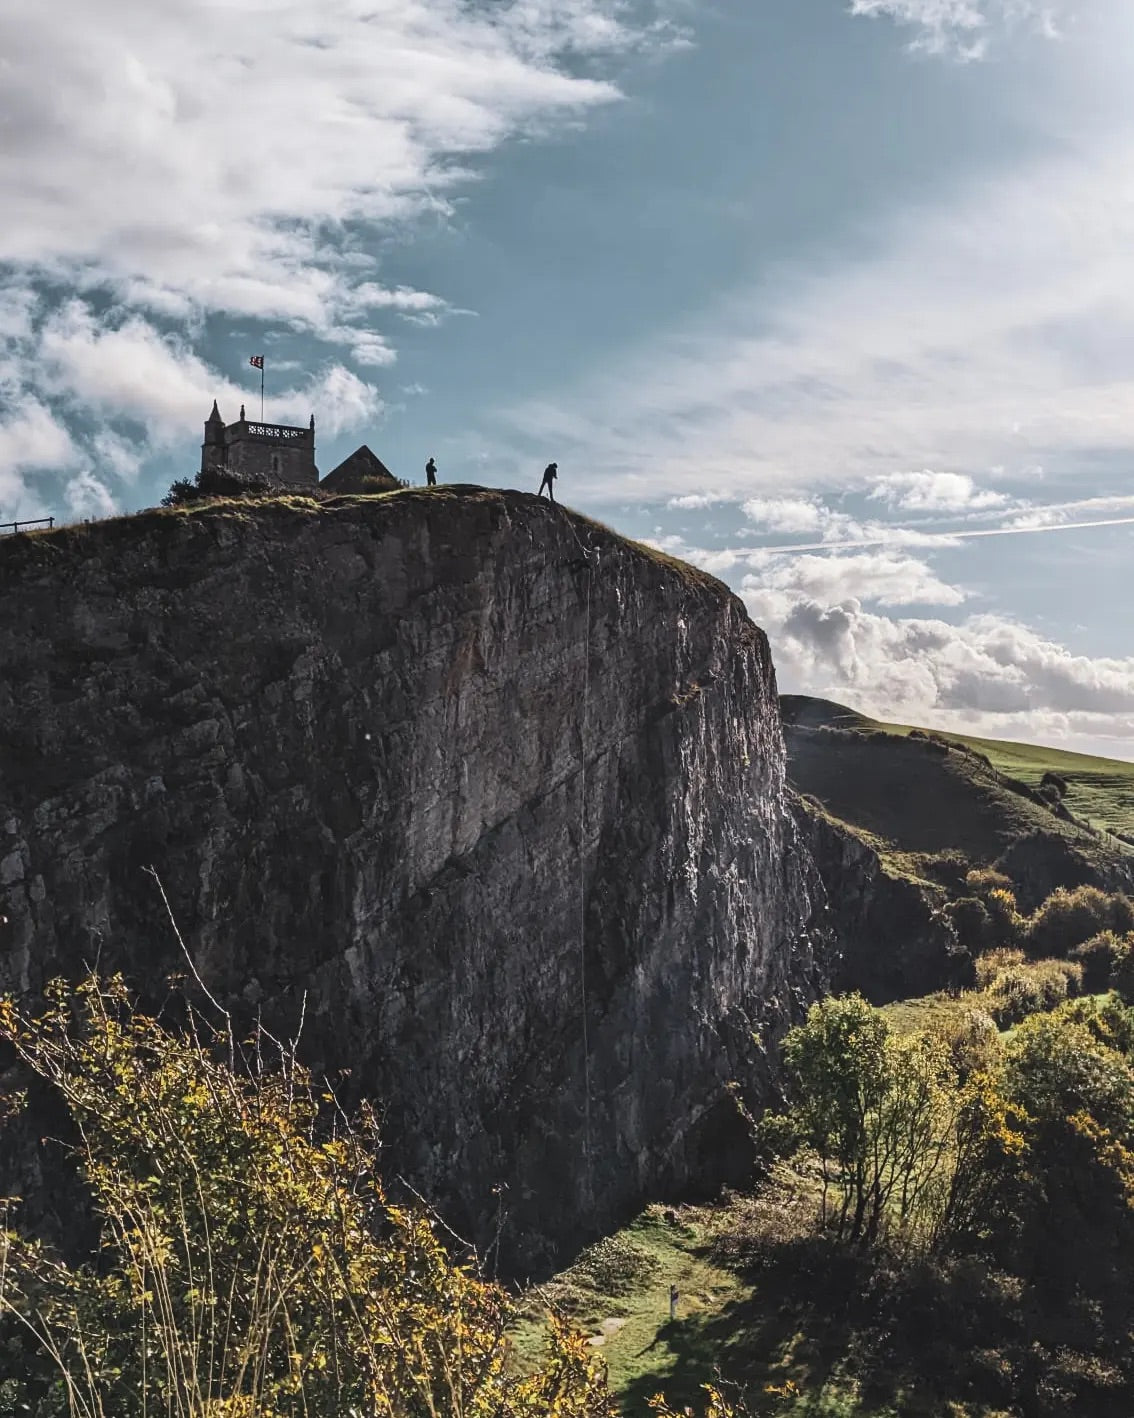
975, 948, 1027, 991
976, 953, 1083, 1028
1112, 939, 1134, 1003
1026, 887, 1134, 958
780, 996, 960, 1247
1070, 931, 1132, 993
962, 874, 1023, 947
966, 870, 1015, 899
0, 977, 616, 1418
946, 896, 995, 953
932, 1005, 1001, 1079
163, 465, 272, 506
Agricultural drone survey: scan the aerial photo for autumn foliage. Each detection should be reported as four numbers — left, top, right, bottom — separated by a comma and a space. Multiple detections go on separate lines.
0, 977, 616, 1418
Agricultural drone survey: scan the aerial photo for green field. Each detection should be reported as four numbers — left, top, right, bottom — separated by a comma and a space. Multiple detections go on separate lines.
909, 731, 1134, 837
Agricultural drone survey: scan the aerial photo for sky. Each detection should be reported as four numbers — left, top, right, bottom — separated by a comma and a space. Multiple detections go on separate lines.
3, 0, 1134, 758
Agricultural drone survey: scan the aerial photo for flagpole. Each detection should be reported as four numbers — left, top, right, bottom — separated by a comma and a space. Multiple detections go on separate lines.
261, 360, 265, 422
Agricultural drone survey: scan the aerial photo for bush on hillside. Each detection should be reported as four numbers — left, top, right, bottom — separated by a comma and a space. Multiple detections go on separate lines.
945, 896, 995, 953
778, 995, 964, 1249
966, 869, 1015, 898
985, 889, 1025, 947
1026, 886, 1134, 958
932, 1005, 1001, 1079
962, 872, 1024, 948
1071, 931, 1134, 993
1111, 939, 1134, 1004
974, 951, 1083, 1028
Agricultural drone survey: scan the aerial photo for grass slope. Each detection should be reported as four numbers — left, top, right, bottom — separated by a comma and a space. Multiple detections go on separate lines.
510, 1209, 750, 1412
511, 1200, 998, 1417
780, 694, 1134, 850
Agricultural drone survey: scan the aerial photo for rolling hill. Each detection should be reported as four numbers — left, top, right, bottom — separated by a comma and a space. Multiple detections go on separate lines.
780, 694, 1134, 844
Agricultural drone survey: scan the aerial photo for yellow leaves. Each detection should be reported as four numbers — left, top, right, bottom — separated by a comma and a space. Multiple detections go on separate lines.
650, 1383, 741, 1418
763, 1378, 801, 1409
963, 1071, 1028, 1160
0, 972, 628, 1418
1067, 1109, 1134, 1205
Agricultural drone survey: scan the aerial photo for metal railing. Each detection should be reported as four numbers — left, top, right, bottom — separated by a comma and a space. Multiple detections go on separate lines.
0, 517, 54, 536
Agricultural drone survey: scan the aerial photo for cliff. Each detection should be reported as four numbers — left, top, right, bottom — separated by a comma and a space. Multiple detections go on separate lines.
794, 800, 966, 1003
0, 488, 827, 1271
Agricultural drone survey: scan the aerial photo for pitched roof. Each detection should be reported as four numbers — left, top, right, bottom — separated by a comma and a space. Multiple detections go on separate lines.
319, 445, 401, 493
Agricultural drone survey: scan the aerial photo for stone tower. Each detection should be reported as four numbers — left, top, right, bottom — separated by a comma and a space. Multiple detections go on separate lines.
201, 402, 318, 488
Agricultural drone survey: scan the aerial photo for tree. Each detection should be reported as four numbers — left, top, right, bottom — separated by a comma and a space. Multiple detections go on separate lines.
982, 1005, 1134, 1297
162, 466, 272, 507
0, 976, 616, 1418
780, 996, 959, 1247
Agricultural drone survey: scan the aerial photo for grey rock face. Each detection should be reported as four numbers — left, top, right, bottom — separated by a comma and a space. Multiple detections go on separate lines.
0, 489, 826, 1270
793, 800, 967, 1003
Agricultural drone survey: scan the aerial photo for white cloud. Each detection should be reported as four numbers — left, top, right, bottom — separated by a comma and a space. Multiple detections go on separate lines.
91, 431, 144, 484
666, 492, 732, 510
338, 331, 399, 369
744, 586, 1134, 754
0, 287, 38, 343
738, 497, 966, 551
848, 0, 1070, 58
64, 470, 120, 522
38, 303, 238, 439
0, 401, 77, 478
33, 300, 382, 443
0, 0, 662, 351
741, 498, 827, 534
869, 470, 1007, 512
1004, 493, 1134, 529
274, 366, 384, 438
744, 550, 968, 608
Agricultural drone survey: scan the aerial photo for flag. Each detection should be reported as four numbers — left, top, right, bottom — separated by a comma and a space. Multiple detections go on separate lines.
249, 355, 264, 369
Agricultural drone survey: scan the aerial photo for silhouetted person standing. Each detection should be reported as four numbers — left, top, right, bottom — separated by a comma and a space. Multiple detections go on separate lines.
425, 457, 437, 487
538, 462, 558, 503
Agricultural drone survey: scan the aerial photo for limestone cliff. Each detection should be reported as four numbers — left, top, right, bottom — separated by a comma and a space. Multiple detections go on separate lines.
793, 800, 967, 1003
0, 489, 826, 1270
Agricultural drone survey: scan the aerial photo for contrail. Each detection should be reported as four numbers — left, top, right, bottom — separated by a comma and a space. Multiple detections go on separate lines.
758, 515, 1134, 556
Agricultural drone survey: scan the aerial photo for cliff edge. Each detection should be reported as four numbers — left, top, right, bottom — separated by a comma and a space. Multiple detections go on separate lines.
0, 488, 826, 1270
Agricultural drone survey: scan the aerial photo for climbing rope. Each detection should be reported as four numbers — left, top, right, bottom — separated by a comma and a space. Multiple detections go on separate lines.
540, 494, 598, 1195
578, 564, 594, 1204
